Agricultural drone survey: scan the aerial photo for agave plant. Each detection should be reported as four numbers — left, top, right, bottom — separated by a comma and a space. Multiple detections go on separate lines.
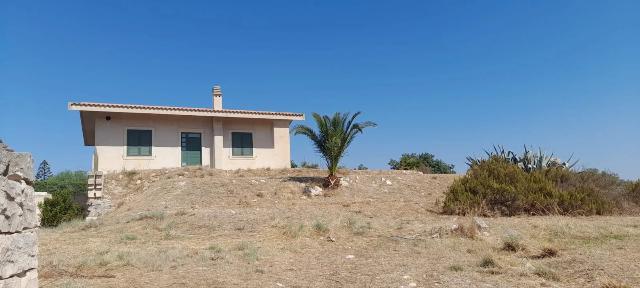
293, 112, 376, 188
467, 145, 578, 172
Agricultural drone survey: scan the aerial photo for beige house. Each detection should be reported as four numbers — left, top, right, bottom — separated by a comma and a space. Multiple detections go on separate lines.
69, 86, 304, 173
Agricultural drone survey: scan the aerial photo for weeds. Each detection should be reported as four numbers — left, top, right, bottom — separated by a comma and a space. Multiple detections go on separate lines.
312, 220, 329, 234
533, 265, 560, 281
346, 217, 371, 235
532, 247, 559, 259
501, 235, 526, 252
478, 255, 498, 268
129, 211, 165, 222
235, 242, 259, 263
283, 223, 305, 238
448, 264, 464, 272
451, 219, 478, 239
121, 234, 137, 241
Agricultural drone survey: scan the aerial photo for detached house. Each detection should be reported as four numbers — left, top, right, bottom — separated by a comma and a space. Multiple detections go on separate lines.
69, 86, 304, 173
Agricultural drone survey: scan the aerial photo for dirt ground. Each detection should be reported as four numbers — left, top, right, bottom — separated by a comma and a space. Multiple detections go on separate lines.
38, 168, 640, 287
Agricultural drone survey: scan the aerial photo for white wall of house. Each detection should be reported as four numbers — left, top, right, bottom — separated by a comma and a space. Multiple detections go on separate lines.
92, 112, 291, 172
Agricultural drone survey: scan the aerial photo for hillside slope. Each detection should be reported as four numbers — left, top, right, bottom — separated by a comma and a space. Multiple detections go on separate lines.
39, 168, 640, 287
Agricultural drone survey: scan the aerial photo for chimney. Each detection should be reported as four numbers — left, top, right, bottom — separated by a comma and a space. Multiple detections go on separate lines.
212, 85, 222, 110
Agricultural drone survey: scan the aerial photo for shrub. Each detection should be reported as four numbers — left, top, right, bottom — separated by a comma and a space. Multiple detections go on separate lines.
389, 153, 455, 174
356, 164, 368, 170
478, 255, 498, 268
299, 161, 320, 169
39, 189, 83, 227
312, 220, 329, 233
532, 247, 559, 259
628, 180, 640, 205
501, 235, 526, 252
466, 145, 577, 173
533, 265, 560, 281
290, 160, 298, 168
448, 264, 464, 272
34, 170, 86, 196
442, 156, 616, 216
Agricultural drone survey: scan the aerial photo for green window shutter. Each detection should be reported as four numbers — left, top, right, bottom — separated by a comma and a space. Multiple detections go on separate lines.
127, 129, 152, 156
232, 132, 253, 156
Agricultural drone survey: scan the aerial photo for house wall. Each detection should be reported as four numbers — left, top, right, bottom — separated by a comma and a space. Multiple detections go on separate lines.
92, 112, 291, 172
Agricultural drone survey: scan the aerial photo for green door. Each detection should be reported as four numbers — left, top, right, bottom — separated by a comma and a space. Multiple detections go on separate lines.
181, 132, 202, 166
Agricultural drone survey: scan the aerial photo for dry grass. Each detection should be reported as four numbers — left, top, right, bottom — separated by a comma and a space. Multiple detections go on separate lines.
38, 168, 640, 287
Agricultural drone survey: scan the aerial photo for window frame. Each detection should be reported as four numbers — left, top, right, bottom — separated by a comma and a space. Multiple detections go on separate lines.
124, 127, 154, 159
230, 131, 254, 158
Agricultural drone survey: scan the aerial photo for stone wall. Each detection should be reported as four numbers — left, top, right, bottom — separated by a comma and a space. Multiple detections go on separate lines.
0, 140, 38, 288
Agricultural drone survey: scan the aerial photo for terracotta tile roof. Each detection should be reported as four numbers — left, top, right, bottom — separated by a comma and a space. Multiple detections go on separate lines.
68, 102, 304, 118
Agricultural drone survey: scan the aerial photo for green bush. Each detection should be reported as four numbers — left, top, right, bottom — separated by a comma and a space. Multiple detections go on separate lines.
442, 156, 615, 216
34, 170, 86, 196
39, 189, 83, 227
388, 153, 455, 174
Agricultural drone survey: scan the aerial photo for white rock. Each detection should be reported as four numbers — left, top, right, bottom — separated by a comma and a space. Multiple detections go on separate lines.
304, 186, 323, 196
408, 283, 417, 287
345, 255, 355, 259
473, 217, 489, 230
385, 180, 393, 185
0, 229, 38, 279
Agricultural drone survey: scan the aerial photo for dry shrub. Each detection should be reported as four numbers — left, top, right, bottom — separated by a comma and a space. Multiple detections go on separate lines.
448, 264, 463, 272
533, 265, 560, 281
501, 235, 526, 252
532, 247, 559, 259
451, 218, 478, 239
283, 223, 305, 238
478, 255, 498, 268
601, 280, 631, 288
443, 157, 617, 216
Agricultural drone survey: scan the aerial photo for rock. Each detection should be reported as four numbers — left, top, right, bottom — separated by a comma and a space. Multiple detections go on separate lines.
0, 229, 38, 279
326, 236, 336, 242
473, 217, 489, 230
304, 186, 323, 196
385, 180, 392, 185
524, 262, 535, 273
342, 181, 349, 187
0, 269, 38, 288
345, 255, 355, 259
0, 179, 38, 233
408, 283, 417, 287
6, 153, 34, 182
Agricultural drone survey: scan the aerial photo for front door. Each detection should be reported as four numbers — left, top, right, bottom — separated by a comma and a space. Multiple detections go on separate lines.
181, 132, 202, 166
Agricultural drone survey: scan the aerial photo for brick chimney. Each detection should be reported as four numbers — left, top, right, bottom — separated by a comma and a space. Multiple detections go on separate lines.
212, 85, 222, 110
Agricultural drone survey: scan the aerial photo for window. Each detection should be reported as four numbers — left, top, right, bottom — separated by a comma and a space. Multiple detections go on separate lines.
231, 132, 253, 157
126, 129, 152, 156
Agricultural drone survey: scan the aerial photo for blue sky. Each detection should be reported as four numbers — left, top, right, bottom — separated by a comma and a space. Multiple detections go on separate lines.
1, 1, 638, 179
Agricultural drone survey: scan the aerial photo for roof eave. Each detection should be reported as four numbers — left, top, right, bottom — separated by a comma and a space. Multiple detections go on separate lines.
68, 102, 305, 121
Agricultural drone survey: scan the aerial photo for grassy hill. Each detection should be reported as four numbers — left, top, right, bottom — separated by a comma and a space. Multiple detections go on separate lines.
39, 168, 639, 287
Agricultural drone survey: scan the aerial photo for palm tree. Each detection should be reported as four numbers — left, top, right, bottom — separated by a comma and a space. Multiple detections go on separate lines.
293, 112, 377, 188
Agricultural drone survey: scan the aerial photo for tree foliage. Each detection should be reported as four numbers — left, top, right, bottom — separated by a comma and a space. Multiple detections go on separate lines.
35, 160, 53, 181
34, 170, 86, 195
293, 112, 376, 187
388, 153, 455, 174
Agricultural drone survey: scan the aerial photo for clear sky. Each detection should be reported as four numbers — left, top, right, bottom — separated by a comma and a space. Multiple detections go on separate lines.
1, 1, 638, 179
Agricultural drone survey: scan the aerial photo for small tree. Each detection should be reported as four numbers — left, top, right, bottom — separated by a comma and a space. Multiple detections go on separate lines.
290, 160, 298, 168
389, 153, 455, 174
293, 112, 376, 188
356, 164, 368, 170
35, 160, 53, 181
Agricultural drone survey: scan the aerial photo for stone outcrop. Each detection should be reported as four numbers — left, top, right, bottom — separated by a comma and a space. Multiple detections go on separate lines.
0, 140, 38, 288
